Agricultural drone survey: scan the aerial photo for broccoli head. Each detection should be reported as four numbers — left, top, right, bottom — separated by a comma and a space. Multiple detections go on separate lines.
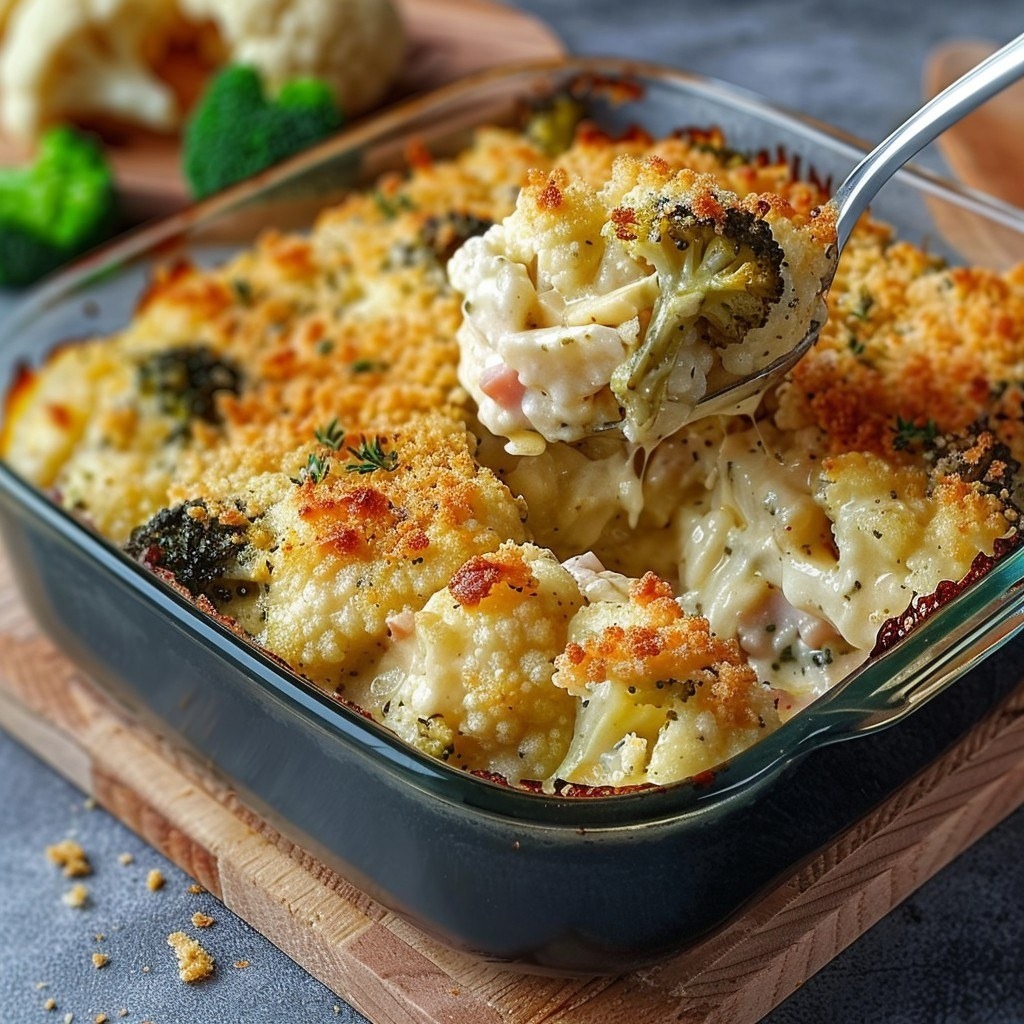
927, 422, 1021, 503
183, 64, 344, 199
608, 179, 785, 441
136, 344, 243, 433
125, 500, 248, 597
0, 126, 117, 287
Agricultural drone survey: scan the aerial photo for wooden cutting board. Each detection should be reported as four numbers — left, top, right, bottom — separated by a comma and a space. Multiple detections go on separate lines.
0, 540, 1023, 1024
0, 0, 565, 220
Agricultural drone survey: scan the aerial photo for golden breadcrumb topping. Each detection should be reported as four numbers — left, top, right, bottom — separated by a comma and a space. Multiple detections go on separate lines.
4, 106, 1021, 792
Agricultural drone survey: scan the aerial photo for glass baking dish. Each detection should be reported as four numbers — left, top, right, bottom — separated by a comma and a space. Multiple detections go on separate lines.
2, 58, 1024, 974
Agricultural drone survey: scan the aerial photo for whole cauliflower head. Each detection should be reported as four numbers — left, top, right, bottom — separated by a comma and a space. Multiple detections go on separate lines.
180, 0, 406, 116
0, 0, 180, 139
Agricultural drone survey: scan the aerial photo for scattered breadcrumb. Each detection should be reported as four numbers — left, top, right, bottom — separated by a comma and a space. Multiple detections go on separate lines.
117, 1011, 128, 1019
83, 798, 96, 811
91, 952, 109, 970
36, 982, 49, 990
94, 933, 106, 942
94, 1014, 107, 1024
44, 998, 57, 1011
146, 869, 165, 891
46, 840, 91, 877
167, 931, 214, 983
117, 853, 134, 866
333, 1006, 341, 1015
187, 883, 205, 895
62, 883, 89, 909
63, 1014, 73, 1024
191, 912, 214, 929
232, 960, 250, 970
140, 966, 151, 974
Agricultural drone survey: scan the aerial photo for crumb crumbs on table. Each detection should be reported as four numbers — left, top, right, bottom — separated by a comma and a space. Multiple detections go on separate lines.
191, 911, 214, 928
46, 840, 91, 878
187, 883, 205, 895
91, 952, 109, 969
146, 869, 165, 891
117, 853, 134, 866
233, 959, 250, 970
167, 931, 214, 982
44, 997, 57, 1011
62, 883, 89, 909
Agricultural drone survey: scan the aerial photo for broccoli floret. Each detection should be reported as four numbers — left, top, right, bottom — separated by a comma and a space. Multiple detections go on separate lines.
183, 65, 344, 199
524, 93, 587, 157
125, 500, 248, 597
927, 422, 1021, 502
0, 126, 117, 287
421, 211, 493, 264
137, 345, 243, 432
610, 192, 785, 439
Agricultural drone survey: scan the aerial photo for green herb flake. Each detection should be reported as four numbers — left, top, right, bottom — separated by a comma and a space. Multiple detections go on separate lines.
350, 359, 390, 375
373, 190, 415, 220
892, 416, 938, 452
231, 278, 254, 306
314, 418, 345, 451
851, 291, 874, 322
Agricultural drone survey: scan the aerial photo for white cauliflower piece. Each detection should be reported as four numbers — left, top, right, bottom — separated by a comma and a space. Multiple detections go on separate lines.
253, 418, 528, 691
180, 0, 406, 116
0, 0, 19, 32
552, 572, 780, 788
0, 0, 180, 139
379, 543, 583, 784
449, 156, 836, 451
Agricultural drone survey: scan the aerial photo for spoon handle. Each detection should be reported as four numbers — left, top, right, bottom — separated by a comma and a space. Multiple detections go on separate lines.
834, 31, 1024, 248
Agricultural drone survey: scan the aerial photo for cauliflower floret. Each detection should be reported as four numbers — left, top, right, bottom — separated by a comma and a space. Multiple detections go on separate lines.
0, 0, 180, 139
181, 0, 406, 117
254, 416, 528, 690
552, 572, 780, 788
449, 155, 836, 452
814, 448, 1015, 649
378, 543, 582, 783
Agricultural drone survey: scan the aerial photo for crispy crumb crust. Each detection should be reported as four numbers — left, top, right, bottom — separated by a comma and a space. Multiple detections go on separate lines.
554, 573, 767, 731
4, 116, 1021, 791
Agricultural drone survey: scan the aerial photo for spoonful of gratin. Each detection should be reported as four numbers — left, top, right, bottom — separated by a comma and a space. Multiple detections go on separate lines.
449, 31, 1024, 455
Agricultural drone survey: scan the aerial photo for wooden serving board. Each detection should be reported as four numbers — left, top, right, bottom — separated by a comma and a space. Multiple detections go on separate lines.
0, 540, 1023, 1024
0, 0, 565, 220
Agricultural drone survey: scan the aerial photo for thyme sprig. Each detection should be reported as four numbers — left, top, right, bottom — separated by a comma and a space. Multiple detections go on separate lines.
346, 436, 399, 474
290, 451, 331, 486
291, 419, 346, 485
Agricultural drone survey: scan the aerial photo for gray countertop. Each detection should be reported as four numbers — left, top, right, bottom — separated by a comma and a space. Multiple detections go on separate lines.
2, 2, 1023, 1022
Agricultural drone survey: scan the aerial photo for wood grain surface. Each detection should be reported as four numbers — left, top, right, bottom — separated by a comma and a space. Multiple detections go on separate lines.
0, 0, 564, 220
0, 543, 1022, 1024
924, 39, 1024, 209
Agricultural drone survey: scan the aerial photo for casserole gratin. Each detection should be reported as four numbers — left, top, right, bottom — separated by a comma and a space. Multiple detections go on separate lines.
2, 97, 1021, 795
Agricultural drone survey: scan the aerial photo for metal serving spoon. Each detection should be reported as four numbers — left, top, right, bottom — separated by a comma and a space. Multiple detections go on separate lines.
693, 29, 1024, 421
